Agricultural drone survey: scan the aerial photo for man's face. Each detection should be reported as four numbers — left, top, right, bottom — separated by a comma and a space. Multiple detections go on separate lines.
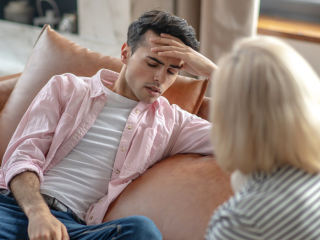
122, 30, 184, 104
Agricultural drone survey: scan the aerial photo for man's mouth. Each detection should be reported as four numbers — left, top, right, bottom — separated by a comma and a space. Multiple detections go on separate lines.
145, 86, 161, 94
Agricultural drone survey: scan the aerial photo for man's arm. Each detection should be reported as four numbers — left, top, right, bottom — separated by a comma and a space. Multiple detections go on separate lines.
2, 75, 72, 240
10, 171, 69, 240
167, 111, 213, 157
151, 34, 215, 156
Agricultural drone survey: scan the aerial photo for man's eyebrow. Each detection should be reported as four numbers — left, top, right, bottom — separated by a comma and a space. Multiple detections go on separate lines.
147, 56, 163, 65
147, 56, 182, 69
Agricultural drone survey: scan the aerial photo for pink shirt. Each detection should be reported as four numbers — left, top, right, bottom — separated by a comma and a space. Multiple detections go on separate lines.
0, 69, 212, 225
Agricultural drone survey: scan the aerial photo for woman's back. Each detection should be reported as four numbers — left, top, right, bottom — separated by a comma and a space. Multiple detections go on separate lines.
206, 166, 320, 239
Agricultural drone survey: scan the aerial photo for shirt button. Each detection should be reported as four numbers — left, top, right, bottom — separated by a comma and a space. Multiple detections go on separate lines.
121, 147, 126, 152
116, 169, 120, 174
98, 200, 102, 203
134, 109, 140, 114
127, 125, 132, 130
89, 216, 93, 220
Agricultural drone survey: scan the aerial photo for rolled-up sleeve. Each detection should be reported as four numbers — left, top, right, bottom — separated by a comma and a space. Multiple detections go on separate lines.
167, 105, 213, 157
2, 76, 64, 189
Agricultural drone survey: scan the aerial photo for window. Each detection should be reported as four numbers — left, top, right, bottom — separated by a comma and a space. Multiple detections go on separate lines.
260, 0, 320, 24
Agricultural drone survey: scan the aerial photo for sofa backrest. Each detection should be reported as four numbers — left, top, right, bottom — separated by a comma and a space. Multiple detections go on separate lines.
0, 25, 209, 162
0, 73, 20, 113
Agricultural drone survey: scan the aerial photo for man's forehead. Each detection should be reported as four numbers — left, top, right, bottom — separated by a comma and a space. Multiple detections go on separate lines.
147, 56, 183, 69
141, 30, 161, 47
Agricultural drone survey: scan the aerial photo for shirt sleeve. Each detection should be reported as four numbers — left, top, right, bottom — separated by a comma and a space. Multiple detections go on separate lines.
1, 75, 66, 190
166, 104, 213, 157
204, 202, 262, 240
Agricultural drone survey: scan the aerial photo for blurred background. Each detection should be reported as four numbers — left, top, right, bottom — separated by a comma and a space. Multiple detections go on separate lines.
1, 0, 320, 96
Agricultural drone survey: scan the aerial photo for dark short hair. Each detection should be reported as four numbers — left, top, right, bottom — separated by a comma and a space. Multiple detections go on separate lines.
127, 10, 200, 54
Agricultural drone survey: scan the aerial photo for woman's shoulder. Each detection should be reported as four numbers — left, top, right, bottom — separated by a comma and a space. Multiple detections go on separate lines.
205, 166, 320, 240
235, 166, 320, 215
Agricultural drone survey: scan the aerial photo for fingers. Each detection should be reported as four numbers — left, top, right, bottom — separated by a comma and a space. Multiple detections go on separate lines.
150, 35, 185, 48
151, 45, 189, 53
151, 45, 193, 63
61, 224, 70, 240
29, 229, 62, 240
28, 213, 69, 240
52, 229, 62, 240
160, 33, 184, 44
157, 50, 189, 61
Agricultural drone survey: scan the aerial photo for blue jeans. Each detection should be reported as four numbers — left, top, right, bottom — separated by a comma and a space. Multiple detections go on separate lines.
0, 194, 162, 240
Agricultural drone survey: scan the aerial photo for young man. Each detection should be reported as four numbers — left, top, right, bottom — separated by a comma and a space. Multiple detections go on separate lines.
0, 10, 216, 240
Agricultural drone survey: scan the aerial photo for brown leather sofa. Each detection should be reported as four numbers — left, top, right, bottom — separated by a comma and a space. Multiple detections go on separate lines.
0, 25, 233, 240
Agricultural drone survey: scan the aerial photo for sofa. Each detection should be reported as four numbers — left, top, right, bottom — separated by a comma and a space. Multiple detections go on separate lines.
0, 25, 233, 240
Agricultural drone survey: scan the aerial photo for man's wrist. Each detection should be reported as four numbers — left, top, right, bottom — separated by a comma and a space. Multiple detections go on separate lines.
25, 201, 51, 219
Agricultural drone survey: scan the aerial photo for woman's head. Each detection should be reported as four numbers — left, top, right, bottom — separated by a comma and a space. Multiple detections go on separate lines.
211, 36, 320, 174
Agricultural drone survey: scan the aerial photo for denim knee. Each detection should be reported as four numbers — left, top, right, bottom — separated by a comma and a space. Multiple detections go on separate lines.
127, 215, 162, 240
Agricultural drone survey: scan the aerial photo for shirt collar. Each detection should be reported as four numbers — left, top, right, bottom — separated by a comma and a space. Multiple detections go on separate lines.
89, 69, 119, 98
89, 68, 157, 112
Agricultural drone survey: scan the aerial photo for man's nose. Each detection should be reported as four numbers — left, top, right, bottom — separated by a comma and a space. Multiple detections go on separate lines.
154, 69, 167, 85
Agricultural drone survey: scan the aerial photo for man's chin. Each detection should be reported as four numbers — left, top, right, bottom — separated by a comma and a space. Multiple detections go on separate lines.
139, 96, 159, 104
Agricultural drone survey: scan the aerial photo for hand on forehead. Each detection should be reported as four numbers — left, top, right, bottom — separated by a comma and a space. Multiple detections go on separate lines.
147, 32, 185, 52
149, 31, 218, 78
149, 31, 188, 66
150, 33, 184, 46
144, 31, 184, 66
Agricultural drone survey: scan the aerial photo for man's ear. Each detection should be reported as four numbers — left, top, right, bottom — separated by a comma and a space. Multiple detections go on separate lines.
120, 43, 131, 64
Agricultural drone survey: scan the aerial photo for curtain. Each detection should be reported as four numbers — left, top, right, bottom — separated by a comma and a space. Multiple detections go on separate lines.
176, 0, 260, 96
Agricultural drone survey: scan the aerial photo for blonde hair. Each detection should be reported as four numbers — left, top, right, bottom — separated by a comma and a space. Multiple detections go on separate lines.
211, 36, 320, 174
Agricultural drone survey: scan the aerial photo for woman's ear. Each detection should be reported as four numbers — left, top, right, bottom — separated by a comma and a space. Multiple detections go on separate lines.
120, 43, 130, 64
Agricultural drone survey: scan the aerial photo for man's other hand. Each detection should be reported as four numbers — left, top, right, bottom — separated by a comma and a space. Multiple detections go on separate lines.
28, 209, 69, 240
150, 33, 218, 78
9, 171, 69, 240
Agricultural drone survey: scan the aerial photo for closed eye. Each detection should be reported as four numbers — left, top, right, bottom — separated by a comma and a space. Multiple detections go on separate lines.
168, 70, 174, 75
148, 63, 157, 67
148, 62, 175, 75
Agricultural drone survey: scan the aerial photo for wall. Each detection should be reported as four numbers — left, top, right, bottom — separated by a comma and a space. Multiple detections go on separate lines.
77, 0, 174, 44
77, 0, 130, 44
261, 35, 320, 77
131, 0, 174, 21
283, 38, 320, 77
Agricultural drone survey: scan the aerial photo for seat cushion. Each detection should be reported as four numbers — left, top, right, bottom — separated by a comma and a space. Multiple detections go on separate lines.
104, 154, 233, 240
0, 25, 208, 162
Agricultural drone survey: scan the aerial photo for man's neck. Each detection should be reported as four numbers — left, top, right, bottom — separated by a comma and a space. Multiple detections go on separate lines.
105, 66, 139, 102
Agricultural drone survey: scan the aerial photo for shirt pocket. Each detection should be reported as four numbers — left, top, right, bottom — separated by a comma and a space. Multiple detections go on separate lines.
124, 128, 163, 173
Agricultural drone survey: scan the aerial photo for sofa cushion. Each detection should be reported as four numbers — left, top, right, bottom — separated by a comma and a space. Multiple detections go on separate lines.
0, 73, 20, 113
104, 154, 233, 240
0, 25, 208, 162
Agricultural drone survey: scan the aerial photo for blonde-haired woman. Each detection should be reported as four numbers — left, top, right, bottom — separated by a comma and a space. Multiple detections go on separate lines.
205, 36, 320, 240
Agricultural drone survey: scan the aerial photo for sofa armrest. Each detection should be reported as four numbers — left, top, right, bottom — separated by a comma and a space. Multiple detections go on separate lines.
0, 73, 22, 82
197, 96, 211, 121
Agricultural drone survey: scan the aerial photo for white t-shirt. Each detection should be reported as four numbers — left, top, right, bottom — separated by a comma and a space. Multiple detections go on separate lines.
40, 85, 138, 220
